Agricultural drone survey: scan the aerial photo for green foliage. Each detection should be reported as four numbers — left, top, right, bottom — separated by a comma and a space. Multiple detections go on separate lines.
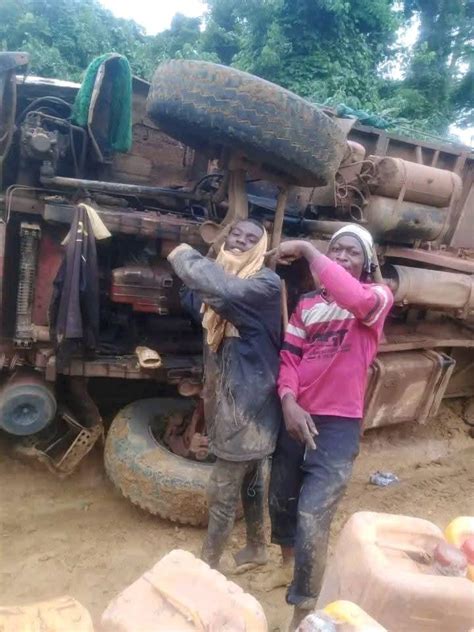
200, 0, 240, 64
202, 0, 472, 134
231, 0, 400, 90
1, 0, 471, 136
400, 0, 473, 131
0, 0, 150, 81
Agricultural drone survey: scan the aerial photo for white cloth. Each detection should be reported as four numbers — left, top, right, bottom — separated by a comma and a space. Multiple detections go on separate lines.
62, 203, 111, 245
329, 224, 374, 273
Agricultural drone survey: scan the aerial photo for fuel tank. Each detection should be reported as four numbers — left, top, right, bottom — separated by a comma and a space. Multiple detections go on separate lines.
363, 195, 449, 243
368, 156, 462, 208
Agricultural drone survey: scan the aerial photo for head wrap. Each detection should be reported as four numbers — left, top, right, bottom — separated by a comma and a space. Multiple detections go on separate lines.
329, 224, 374, 274
201, 225, 268, 352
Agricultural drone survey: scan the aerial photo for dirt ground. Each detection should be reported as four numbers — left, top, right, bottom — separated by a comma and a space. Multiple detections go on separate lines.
1, 398, 473, 631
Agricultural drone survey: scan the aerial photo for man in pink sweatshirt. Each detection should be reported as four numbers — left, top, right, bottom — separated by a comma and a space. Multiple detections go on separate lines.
268, 225, 393, 629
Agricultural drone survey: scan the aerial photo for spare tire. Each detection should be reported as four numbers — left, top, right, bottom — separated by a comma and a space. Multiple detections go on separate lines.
104, 398, 212, 526
147, 60, 346, 187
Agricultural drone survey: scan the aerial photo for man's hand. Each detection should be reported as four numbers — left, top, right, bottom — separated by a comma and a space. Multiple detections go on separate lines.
266, 240, 320, 266
282, 394, 318, 449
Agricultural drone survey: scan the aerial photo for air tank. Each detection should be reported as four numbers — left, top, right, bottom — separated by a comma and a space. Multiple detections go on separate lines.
363, 195, 449, 243
368, 156, 462, 208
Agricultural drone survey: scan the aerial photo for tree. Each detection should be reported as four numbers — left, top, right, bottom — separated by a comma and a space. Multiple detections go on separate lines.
145, 13, 220, 67
1, 0, 471, 136
0, 0, 151, 81
200, 0, 472, 136
200, 0, 240, 65
400, 0, 473, 131
204, 0, 401, 110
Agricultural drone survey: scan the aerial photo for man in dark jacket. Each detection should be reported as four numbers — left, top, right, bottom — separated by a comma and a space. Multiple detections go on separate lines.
168, 219, 281, 570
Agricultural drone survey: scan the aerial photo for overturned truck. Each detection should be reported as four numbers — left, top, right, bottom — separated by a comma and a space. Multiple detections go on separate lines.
1, 52, 473, 524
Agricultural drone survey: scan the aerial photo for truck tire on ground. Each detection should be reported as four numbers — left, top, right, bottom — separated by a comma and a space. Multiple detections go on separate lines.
147, 60, 346, 187
104, 398, 212, 526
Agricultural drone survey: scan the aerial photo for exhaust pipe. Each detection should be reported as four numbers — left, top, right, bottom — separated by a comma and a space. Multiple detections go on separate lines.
388, 265, 474, 317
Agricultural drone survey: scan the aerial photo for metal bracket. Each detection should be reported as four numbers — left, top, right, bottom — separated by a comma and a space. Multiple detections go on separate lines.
13, 408, 103, 477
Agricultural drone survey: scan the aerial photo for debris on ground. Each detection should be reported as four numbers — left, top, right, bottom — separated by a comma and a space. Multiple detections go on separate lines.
369, 471, 399, 486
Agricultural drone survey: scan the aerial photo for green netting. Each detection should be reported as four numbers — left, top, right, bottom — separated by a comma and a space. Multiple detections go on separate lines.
72, 53, 132, 153
335, 104, 392, 130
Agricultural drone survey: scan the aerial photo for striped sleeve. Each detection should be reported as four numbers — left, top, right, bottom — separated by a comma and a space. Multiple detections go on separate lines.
361, 284, 393, 328
277, 301, 306, 401
311, 256, 393, 328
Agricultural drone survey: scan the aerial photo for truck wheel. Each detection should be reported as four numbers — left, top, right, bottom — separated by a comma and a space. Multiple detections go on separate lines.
147, 60, 346, 187
104, 398, 212, 526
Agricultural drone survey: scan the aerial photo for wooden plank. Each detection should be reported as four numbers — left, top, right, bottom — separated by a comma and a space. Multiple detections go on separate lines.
270, 187, 289, 250
226, 168, 248, 224
449, 179, 474, 249
454, 151, 468, 175
374, 131, 389, 156
383, 245, 474, 273
352, 122, 472, 156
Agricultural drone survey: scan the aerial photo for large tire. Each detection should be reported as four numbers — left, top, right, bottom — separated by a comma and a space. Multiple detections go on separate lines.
104, 398, 213, 526
147, 60, 346, 187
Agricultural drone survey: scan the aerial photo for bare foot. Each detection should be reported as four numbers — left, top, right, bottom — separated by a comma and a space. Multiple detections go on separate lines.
221, 545, 268, 575
255, 560, 294, 591
234, 544, 268, 567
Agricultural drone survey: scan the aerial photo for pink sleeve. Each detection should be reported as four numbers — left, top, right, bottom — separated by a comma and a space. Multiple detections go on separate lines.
310, 255, 393, 327
277, 301, 306, 400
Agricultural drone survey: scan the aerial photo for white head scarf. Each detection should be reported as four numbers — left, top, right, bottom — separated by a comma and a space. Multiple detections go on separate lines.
329, 224, 374, 274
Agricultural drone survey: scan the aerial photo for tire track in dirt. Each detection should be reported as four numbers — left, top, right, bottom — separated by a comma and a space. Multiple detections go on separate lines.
0, 402, 473, 632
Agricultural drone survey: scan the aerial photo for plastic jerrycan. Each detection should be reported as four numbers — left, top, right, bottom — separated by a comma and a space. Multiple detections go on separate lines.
316, 512, 474, 632
445, 516, 474, 581
324, 600, 387, 630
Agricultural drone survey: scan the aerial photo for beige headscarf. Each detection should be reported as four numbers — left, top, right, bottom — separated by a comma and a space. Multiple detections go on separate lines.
202, 228, 268, 352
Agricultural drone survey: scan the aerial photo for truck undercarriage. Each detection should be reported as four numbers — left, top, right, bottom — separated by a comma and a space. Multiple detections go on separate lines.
0, 51, 472, 523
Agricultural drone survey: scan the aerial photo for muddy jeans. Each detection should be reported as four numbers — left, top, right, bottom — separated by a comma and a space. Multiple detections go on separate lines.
269, 416, 360, 610
201, 457, 266, 568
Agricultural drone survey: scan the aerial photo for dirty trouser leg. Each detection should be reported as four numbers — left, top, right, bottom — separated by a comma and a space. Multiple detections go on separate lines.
201, 458, 256, 568
287, 417, 360, 610
269, 425, 305, 548
241, 460, 266, 547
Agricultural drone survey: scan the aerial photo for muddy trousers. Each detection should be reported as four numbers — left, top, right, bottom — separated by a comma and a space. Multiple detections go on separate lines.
201, 457, 266, 568
269, 416, 360, 610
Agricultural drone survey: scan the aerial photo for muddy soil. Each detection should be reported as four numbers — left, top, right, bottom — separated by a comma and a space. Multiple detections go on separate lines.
1, 399, 473, 631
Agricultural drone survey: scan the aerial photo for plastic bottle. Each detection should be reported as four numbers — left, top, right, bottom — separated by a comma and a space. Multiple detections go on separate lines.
296, 601, 387, 631
445, 516, 474, 581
